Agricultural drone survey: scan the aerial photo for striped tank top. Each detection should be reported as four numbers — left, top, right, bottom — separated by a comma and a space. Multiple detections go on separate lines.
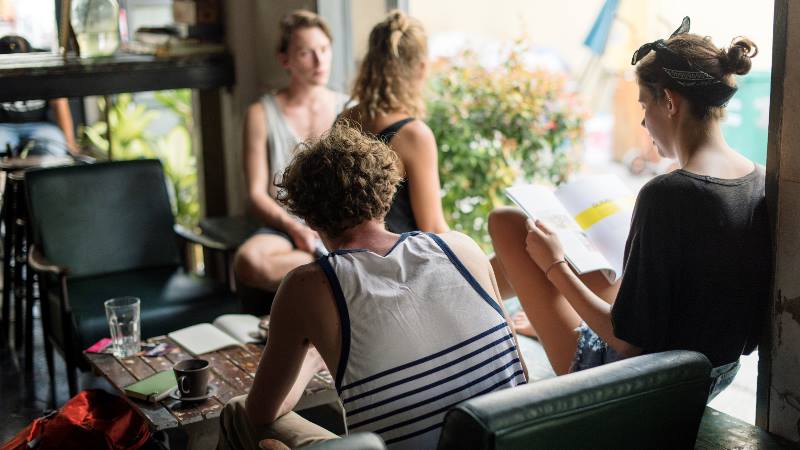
317, 232, 526, 449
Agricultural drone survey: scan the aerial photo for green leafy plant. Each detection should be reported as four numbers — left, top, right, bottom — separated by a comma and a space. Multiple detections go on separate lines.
81, 90, 199, 226
427, 41, 586, 250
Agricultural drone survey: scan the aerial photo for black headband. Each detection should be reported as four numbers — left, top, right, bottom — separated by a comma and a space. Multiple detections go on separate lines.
631, 17, 738, 107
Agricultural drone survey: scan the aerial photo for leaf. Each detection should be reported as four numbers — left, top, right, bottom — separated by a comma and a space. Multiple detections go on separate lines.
427, 38, 584, 251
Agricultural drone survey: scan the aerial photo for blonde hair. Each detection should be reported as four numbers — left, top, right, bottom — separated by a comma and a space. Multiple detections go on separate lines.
277, 10, 332, 54
352, 10, 427, 119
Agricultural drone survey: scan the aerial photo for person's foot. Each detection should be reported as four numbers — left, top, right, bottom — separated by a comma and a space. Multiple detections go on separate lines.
511, 311, 538, 339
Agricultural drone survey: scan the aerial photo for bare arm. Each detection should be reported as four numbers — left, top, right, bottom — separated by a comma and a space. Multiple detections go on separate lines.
525, 220, 641, 357
393, 121, 449, 233
243, 102, 317, 252
50, 98, 76, 154
245, 266, 324, 424
439, 231, 529, 380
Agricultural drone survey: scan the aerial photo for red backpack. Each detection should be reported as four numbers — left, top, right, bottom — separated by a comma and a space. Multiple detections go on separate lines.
1, 389, 150, 450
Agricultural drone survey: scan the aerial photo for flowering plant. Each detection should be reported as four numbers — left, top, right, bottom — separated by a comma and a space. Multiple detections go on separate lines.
427, 41, 586, 249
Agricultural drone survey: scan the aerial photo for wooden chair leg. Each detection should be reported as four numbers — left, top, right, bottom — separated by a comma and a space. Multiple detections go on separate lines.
1, 182, 14, 345
12, 185, 24, 349
23, 191, 34, 369
44, 331, 56, 407
66, 352, 78, 397
24, 284, 34, 371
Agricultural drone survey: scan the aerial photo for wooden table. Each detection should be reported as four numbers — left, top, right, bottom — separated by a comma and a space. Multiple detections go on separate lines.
85, 336, 339, 449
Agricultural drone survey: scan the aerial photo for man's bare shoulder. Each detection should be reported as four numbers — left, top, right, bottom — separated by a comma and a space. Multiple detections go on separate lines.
437, 230, 487, 260
278, 262, 330, 304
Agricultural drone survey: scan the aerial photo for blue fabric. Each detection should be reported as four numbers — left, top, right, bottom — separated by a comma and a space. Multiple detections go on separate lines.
570, 322, 741, 402
0, 122, 68, 156
583, 0, 620, 56
569, 322, 625, 372
707, 360, 740, 402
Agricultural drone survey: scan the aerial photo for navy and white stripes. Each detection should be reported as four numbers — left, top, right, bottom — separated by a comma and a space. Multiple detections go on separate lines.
321, 232, 526, 449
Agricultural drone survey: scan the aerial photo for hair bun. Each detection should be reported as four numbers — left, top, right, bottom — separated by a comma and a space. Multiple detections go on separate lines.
723, 36, 758, 76
387, 10, 409, 33
386, 10, 409, 57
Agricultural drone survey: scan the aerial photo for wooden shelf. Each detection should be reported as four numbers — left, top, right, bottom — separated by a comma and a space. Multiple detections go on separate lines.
0, 52, 235, 102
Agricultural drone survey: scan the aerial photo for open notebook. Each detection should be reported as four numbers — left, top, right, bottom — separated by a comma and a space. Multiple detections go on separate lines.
167, 314, 263, 356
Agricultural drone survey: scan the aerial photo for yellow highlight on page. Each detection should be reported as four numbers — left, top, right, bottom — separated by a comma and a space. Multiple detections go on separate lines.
574, 197, 636, 230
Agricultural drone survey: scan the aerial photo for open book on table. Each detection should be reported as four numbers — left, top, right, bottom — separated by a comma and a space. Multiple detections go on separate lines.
167, 314, 264, 356
505, 174, 635, 284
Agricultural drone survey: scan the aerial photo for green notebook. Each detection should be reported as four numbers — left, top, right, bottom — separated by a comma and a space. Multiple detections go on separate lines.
124, 370, 178, 403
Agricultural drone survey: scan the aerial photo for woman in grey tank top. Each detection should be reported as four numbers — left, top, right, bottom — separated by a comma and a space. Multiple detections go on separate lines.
234, 10, 350, 301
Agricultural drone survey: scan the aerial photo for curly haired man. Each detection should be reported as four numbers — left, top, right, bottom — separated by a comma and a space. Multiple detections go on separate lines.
218, 124, 527, 450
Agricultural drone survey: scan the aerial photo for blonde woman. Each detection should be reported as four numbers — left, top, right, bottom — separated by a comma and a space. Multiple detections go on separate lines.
341, 10, 448, 233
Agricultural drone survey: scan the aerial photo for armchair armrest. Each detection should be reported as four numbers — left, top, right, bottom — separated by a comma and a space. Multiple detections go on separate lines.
28, 244, 69, 276
174, 223, 233, 252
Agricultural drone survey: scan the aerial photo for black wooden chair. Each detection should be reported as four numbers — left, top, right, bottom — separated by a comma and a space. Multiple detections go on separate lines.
25, 159, 239, 395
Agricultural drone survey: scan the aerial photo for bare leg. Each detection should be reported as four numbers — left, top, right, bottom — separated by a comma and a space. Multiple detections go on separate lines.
490, 255, 516, 299
492, 254, 540, 338
489, 207, 620, 375
218, 395, 337, 450
234, 235, 314, 292
510, 311, 538, 338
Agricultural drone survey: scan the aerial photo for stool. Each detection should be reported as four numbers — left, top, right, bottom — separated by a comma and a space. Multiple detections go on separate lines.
0, 156, 74, 360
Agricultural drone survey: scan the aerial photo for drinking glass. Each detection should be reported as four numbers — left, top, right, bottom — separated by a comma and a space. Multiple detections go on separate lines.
104, 296, 140, 357
71, 0, 121, 57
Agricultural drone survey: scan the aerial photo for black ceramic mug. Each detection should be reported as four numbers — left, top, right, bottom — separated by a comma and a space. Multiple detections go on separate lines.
173, 358, 210, 398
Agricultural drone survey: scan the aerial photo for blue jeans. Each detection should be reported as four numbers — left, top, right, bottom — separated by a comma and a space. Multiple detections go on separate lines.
0, 122, 69, 157
569, 322, 740, 402
707, 360, 740, 401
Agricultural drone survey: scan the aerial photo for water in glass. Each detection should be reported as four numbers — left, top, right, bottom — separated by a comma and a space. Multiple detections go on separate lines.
104, 296, 140, 357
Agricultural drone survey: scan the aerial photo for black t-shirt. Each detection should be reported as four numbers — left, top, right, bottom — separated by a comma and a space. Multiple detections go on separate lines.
0, 99, 49, 123
610, 166, 771, 367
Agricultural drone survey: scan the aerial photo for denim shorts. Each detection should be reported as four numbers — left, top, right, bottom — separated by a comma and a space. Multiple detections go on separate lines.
569, 322, 740, 402
707, 360, 740, 402
569, 322, 625, 372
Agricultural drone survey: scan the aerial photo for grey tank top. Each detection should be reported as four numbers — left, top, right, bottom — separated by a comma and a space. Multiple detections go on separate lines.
261, 92, 349, 197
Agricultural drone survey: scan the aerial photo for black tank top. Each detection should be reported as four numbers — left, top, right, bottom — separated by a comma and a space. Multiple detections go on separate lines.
376, 118, 417, 233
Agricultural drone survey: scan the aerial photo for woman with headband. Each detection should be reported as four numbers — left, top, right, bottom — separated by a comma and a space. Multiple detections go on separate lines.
488, 18, 770, 400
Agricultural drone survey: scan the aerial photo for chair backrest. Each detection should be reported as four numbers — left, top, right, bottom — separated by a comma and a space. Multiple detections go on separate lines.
437, 350, 712, 450
26, 159, 180, 278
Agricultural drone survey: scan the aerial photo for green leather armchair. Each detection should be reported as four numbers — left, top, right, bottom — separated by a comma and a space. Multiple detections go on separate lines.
298, 350, 711, 450
25, 159, 239, 395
